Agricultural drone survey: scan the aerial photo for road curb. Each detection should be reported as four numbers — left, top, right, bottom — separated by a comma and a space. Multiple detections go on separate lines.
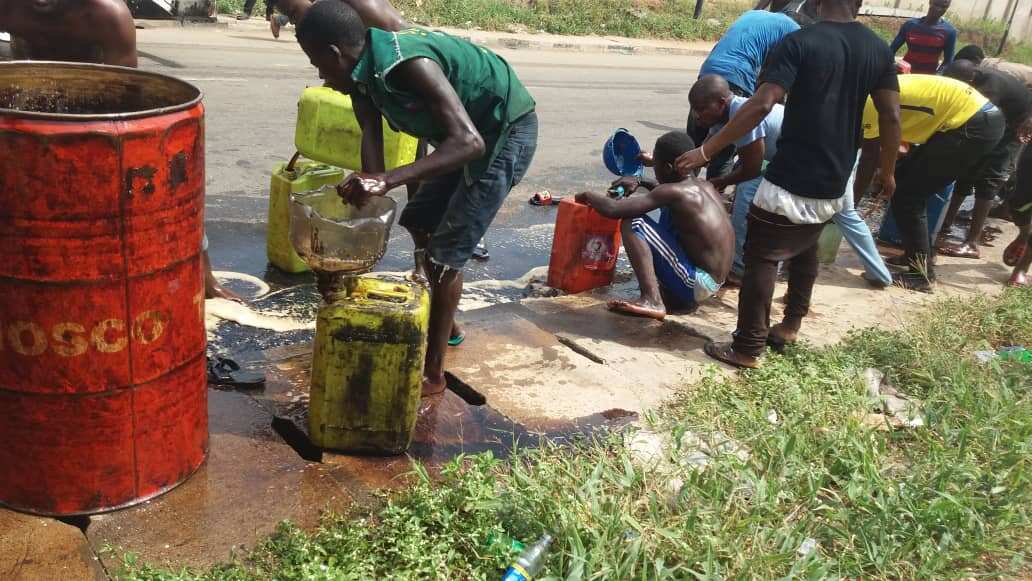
217, 16, 712, 57
136, 18, 227, 29
439, 32, 711, 57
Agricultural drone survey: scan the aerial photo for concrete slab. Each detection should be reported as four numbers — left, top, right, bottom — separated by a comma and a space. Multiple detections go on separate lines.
87, 390, 352, 572
0, 510, 106, 581
447, 303, 664, 426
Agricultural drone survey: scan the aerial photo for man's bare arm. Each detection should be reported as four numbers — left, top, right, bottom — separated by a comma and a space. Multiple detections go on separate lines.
381, 58, 484, 190
576, 183, 685, 219
871, 88, 901, 200
353, 94, 387, 174
853, 140, 881, 202
710, 138, 764, 191
345, 0, 407, 31
94, 0, 137, 67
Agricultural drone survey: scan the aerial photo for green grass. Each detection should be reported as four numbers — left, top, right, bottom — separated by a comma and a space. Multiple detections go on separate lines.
392, 0, 747, 41
116, 288, 1032, 579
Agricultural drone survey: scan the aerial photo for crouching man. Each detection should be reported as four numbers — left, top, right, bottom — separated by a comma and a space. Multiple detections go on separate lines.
577, 131, 734, 321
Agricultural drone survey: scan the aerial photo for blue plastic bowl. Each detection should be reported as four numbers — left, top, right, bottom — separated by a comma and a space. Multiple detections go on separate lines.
603, 128, 644, 177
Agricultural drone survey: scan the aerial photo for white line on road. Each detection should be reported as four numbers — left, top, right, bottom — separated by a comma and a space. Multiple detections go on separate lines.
180, 77, 248, 82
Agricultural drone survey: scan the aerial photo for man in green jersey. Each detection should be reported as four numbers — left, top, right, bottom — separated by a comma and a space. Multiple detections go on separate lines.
296, 0, 537, 396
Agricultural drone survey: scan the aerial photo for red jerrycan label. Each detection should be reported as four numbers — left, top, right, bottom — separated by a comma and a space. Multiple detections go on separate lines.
582, 234, 617, 271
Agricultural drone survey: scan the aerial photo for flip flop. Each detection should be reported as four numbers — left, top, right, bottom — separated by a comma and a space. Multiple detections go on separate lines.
207, 356, 265, 389
1007, 273, 1029, 287
939, 244, 981, 259
607, 300, 666, 321
1003, 239, 1027, 267
529, 191, 563, 206
472, 244, 490, 261
448, 332, 466, 347
704, 341, 760, 369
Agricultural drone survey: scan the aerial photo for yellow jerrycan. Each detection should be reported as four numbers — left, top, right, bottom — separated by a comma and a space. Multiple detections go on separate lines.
295, 86, 419, 171
309, 275, 430, 454
267, 155, 347, 273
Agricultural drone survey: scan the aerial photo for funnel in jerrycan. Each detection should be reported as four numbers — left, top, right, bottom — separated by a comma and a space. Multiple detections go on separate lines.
289, 184, 397, 276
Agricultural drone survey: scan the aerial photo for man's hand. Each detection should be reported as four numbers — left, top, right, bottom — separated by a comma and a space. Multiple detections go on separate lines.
337, 172, 388, 207
878, 173, 896, 202
1018, 118, 1032, 144
639, 151, 655, 167
675, 147, 708, 176
609, 176, 641, 196
575, 191, 606, 207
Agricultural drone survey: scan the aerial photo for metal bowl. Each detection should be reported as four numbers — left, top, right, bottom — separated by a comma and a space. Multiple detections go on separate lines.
289, 185, 397, 275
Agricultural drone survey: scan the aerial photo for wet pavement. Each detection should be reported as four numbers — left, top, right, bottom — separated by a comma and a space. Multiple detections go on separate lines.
0, 510, 106, 580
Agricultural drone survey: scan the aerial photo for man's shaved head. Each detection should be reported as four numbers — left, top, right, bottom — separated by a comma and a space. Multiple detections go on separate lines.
689, 75, 734, 129
943, 59, 979, 83
689, 75, 731, 109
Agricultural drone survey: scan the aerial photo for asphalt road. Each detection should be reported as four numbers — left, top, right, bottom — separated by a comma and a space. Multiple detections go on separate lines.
136, 26, 706, 285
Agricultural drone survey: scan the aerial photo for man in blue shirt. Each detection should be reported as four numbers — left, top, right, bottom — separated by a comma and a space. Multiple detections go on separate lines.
700, 10, 801, 96
690, 10, 799, 178
890, 0, 957, 74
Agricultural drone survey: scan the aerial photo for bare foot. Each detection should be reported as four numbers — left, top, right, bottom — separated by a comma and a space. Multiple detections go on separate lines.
421, 375, 446, 397
607, 298, 666, 320
206, 281, 244, 302
449, 322, 465, 347
704, 340, 760, 369
723, 272, 742, 288
1007, 272, 1029, 287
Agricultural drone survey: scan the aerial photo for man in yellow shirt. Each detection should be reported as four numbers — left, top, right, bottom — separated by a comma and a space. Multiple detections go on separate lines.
855, 74, 1005, 291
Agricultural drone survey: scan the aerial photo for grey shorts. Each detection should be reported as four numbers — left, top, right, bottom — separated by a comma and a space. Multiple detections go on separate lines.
399, 112, 538, 269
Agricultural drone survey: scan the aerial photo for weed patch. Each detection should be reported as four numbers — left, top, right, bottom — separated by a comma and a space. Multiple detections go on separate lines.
119, 289, 1032, 580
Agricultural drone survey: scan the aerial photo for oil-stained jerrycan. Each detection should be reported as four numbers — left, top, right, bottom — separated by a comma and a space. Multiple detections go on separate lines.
267, 156, 346, 273
309, 275, 430, 454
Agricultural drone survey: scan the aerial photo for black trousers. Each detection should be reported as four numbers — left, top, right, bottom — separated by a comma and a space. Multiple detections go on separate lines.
890, 107, 1005, 274
734, 205, 825, 358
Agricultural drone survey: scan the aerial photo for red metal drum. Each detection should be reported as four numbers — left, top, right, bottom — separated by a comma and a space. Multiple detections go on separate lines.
0, 62, 208, 515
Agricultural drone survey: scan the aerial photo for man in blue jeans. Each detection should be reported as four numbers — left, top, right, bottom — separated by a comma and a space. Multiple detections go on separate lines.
692, 75, 893, 287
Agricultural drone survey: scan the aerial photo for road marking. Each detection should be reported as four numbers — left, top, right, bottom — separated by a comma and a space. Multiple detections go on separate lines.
180, 77, 248, 82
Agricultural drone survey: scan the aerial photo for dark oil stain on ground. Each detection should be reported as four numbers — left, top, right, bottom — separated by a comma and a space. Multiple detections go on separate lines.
271, 387, 637, 468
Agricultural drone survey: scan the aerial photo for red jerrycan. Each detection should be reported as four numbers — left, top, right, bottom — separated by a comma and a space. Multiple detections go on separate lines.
547, 198, 623, 294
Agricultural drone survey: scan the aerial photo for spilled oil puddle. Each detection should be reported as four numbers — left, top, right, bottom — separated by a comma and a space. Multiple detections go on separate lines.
244, 343, 637, 491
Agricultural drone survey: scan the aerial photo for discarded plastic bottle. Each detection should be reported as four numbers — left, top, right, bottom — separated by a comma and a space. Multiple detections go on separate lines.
486, 532, 525, 553
998, 346, 1032, 362
501, 533, 553, 581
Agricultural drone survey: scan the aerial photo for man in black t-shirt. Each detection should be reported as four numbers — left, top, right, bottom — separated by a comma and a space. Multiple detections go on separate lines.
677, 0, 901, 369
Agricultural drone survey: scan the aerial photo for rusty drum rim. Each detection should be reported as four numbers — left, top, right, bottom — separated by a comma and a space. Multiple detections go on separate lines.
0, 61, 203, 121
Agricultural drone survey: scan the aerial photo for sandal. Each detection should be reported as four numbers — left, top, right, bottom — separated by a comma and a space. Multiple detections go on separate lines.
1003, 239, 1027, 267
529, 191, 562, 206
448, 332, 466, 347
207, 356, 265, 389
704, 340, 760, 369
939, 243, 981, 259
